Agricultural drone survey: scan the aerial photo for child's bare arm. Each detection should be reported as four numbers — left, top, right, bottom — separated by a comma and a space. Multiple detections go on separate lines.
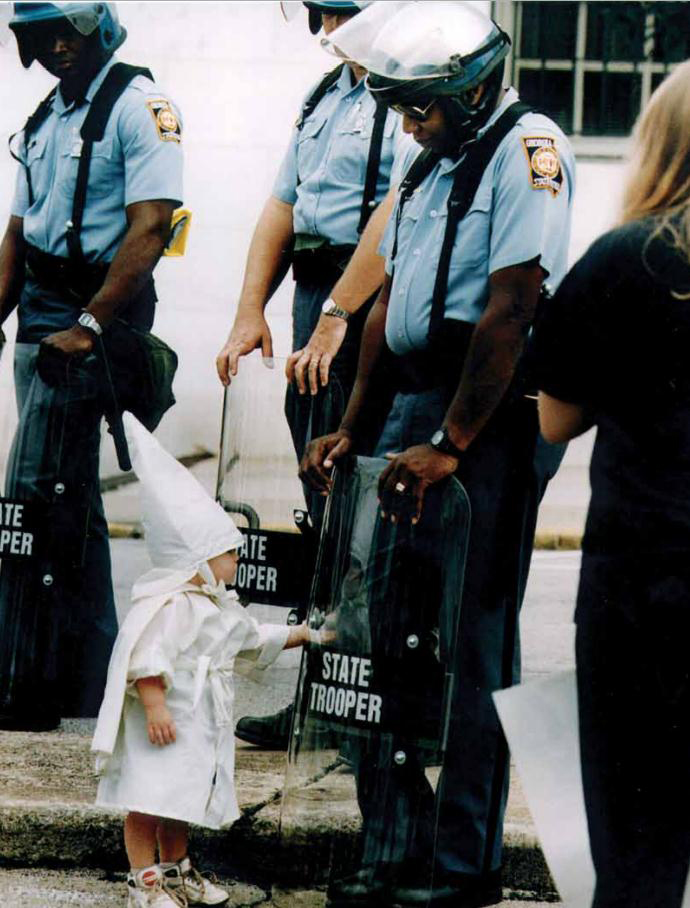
283, 623, 336, 648
284, 624, 310, 649
135, 676, 177, 747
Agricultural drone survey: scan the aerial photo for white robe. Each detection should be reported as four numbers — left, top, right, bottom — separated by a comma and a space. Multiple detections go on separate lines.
92, 569, 289, 829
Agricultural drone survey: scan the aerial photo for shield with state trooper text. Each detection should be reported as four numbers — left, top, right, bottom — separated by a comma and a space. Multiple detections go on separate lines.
216, 350, 345, 621
273, 455, 471, 906
0, 340, 120, 724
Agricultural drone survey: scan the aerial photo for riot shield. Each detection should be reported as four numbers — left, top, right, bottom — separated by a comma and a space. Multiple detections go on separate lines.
0, 348, 118, 725
216, 351, 344, 617
275, 456, 471, 905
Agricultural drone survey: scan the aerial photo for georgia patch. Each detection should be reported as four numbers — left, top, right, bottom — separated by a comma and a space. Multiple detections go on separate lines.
522, 137, 562, 196
146, 99, 182, 143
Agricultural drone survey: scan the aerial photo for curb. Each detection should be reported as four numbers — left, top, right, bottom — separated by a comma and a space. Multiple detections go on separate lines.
0, 803, 556, 899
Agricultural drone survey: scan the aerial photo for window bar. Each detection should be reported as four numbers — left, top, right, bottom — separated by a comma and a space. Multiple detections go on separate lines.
599, 4, 612, 136
572, 1, 587, 135
538, 4, 548, 116
641, 10, 655, 113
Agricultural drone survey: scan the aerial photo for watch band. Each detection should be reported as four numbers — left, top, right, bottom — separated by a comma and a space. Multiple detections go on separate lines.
77, 311, 103, 336
321, 297, 350, 321
430, 427, 463, 459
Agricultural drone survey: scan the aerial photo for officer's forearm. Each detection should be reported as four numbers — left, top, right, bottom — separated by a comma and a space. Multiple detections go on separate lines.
340, 281, 390, 435
329, 187, 396, 313
444, 262, 542, 450
0, 216, 26, 324
84, 200, 175, 328
236, 196, 294, 315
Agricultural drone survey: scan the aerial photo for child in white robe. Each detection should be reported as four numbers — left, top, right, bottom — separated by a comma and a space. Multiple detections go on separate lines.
92, 414, 309, 908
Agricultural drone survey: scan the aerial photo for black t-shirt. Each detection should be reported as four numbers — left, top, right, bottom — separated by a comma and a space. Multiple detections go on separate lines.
531, 217, 690, 556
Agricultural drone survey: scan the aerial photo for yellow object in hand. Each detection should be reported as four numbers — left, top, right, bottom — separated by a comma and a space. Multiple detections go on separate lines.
164, 208, 192, 257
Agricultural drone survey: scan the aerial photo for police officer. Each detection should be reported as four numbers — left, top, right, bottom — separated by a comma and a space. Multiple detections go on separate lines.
0, 2, 183, 730
300, 3, 575, 905
217, 0, 413, 749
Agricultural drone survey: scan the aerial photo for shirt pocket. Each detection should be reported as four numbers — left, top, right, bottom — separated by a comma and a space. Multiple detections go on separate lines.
392, 202, 421, 266
330, 111, 395, 187
24, 135, 49, 201
449, 182, 493, 270
58, 136, 116, 202
296, 115, 327, 185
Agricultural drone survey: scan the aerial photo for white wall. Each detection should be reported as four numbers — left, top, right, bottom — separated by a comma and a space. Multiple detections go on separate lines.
0, 1, 625, 478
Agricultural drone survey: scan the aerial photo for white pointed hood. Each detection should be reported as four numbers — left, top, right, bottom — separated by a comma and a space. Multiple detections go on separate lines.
123, 413, 243, 586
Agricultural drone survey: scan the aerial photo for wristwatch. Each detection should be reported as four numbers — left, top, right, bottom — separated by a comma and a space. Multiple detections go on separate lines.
321, 298, 350, 321
77, 311, 103, 336
430, 427, 463, 459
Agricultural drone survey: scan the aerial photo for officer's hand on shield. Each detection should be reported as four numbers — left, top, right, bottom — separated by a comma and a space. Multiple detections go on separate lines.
299, 428, 354, 494
42, 324, 95, 358
286, 313, 348, 394
378, 444, 459, 525
37, 325, 96, 388
216, 312, 274, 386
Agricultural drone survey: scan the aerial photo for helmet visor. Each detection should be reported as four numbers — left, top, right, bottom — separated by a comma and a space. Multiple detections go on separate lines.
321, 0, 503, 80
10, 2, 103, 35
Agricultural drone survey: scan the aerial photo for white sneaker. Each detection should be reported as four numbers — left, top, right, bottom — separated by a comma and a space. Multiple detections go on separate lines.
162, 857, 229, 905
127, 865, 188, 907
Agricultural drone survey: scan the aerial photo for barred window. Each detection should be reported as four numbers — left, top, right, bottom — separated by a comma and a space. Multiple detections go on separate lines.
495, 2, 690, 139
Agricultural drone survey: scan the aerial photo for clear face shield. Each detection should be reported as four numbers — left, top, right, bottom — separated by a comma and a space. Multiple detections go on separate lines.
320, 0, 500, 82
11, 2, 104, 35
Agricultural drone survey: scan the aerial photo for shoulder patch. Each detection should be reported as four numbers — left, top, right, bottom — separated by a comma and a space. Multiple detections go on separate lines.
146, 99, 181, 143
521, 136, 562, 196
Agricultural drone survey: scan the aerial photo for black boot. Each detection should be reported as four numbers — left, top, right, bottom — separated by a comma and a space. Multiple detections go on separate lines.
0, 714, 60, 732
392, 868, 502, 907
235, 703, 293, 749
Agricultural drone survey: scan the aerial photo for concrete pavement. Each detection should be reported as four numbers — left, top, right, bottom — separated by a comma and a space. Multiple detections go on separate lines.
0, 868, 560, 908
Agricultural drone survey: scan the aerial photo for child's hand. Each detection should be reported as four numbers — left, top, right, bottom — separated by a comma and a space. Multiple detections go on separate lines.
145, 703, 177, 746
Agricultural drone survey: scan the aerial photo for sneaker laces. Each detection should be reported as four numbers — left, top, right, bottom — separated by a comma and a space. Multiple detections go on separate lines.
183, 865, 219, 898
160, 879, 188, 907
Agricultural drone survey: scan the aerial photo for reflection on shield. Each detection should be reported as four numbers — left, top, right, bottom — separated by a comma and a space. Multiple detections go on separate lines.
216, 351, 345, 619
276, 456, 471, 902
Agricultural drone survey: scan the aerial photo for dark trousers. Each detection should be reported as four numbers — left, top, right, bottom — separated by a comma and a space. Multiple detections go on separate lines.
0, 345, 117, 719
576, 554, 690, 908
357, 386, 564, 875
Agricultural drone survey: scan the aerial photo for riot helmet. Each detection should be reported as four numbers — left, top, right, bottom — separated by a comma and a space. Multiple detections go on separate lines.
9, 2, 126, 68
302, 1, 371, 36
322, 1, 511, 146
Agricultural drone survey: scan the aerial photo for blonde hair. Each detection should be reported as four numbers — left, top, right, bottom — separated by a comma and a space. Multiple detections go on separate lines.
622, 60, 690, 277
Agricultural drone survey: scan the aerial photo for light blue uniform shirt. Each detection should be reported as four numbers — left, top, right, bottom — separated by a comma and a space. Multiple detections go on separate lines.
11, 56, 184, 263
382, 88, 575, 355
272, 65, 414, 247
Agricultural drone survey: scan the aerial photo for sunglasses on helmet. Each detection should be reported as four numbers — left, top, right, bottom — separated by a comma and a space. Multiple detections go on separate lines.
390, 99, 437, 122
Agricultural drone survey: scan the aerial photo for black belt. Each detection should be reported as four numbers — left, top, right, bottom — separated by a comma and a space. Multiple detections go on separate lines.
24, 244, 157, 327
292, 242, 356, 284
25, 244, 108, 305
389, 319, 476, 395
389, 318, 538, 403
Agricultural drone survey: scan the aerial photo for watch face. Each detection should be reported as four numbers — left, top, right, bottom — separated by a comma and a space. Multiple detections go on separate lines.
322, 300, 335, 315
431, 430, 444, 446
